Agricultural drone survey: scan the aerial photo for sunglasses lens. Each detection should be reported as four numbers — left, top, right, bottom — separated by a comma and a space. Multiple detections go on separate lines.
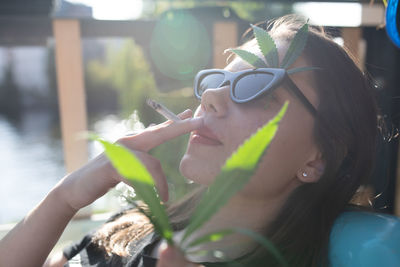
198, 73, 225, 96
234, 73, 274, 101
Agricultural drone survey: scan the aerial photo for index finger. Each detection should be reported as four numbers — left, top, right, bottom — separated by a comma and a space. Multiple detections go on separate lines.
120, 115, 203, 152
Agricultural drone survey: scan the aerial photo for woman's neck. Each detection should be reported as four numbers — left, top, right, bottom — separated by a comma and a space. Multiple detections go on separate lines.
174, 192, 287, 262
154, 177, 299, 262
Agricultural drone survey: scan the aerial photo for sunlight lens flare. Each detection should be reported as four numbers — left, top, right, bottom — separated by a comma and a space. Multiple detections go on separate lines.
66, 0, 143, 20
150, 10, 211, 81
293, 2, 362, 27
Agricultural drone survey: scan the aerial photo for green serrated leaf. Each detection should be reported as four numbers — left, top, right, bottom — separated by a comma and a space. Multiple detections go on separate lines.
186, 229, 234, 249
135, 205, 174, 244
229, 49, 268, 68
182, 102, 289, 243
280, 23, 309, 69
181, 169, 251, 244
251, 24, 279, 68
224, 102, 288, 171
92, 137, 174, 244
286, 66, 321, 75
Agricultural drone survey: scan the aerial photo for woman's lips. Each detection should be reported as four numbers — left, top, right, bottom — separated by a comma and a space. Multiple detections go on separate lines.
190, 126, 222, 146
190, 134, 222, 145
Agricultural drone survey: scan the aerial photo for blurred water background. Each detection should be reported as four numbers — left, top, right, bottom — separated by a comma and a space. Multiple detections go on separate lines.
0, 36, 198, 224
0, 111, 64, 224
0, 108, 169, 224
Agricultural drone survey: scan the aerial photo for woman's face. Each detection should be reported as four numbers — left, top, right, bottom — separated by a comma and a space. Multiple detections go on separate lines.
179, 49, 321, 201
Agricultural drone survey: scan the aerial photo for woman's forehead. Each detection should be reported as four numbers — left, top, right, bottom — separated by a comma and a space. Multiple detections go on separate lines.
225, 58, 252, 72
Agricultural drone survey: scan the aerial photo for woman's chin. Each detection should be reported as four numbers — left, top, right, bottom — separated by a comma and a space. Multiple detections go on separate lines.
179, 154, 218, 186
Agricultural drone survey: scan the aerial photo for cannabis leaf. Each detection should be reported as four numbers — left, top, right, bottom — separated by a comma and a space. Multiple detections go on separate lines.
228, 49, 268, 68
232, 22, 311, 74
91, 136, 174, 245
186, 229, 234, 248
181, 102, 288, 243
280, 23, 309, 69
92, 101, 288, 263
251, 24, 279, 68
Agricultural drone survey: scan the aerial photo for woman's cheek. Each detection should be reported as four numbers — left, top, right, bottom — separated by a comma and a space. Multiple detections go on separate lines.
236, 144, 299, 200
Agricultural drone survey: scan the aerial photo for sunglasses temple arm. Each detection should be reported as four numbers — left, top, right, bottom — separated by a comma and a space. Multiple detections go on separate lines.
285, 77, 317, 116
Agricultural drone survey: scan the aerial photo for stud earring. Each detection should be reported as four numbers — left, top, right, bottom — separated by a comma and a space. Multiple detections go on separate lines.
302, 172, 308, 177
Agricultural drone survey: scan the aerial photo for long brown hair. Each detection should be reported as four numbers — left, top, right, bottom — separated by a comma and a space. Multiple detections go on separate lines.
93, 15, 379, 266
260, 15, 378, 266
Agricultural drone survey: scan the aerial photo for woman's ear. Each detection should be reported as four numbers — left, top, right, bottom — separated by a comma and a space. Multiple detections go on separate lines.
297, 152, 325, 183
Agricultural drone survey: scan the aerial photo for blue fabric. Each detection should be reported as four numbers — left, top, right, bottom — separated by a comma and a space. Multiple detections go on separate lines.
386, 0, 400, 48
329, 211, 400, 267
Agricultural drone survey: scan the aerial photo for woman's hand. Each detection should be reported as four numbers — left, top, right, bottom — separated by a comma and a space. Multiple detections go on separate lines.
0, 109, 203, 267
157, 246, 204, 267
55, 109, 203, 212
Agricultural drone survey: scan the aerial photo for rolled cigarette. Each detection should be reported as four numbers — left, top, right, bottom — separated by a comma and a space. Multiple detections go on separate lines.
146, 98, 181, 122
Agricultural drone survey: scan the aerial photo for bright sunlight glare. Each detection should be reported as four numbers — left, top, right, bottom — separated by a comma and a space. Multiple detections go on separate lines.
66, 0, 143, 20
293, 2, 362, 27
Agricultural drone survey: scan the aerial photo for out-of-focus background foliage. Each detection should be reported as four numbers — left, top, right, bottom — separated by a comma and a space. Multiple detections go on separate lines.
0, 0, 399, 229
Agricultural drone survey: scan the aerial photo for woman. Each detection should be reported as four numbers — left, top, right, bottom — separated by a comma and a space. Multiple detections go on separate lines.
0, 15, 378, 267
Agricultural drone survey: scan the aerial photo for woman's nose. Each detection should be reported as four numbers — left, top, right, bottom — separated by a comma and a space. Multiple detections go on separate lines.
200, 86, 229, 117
